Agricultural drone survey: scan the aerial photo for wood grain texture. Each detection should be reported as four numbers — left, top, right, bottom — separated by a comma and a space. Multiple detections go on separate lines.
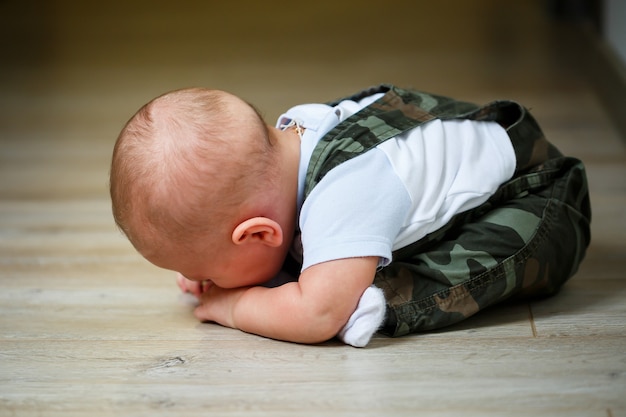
0, 0, 624, 415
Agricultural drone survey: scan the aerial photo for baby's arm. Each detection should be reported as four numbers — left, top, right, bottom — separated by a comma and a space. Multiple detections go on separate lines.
192, 256, 378, 344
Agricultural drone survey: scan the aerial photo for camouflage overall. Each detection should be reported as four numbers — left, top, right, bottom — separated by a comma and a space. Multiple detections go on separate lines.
303, 84, 592, 337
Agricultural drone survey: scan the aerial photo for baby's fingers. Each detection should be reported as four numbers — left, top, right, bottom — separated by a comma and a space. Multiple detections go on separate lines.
193, 286, 244, 329
176, 273, 189, 292
193, 299, 216, 323
176, 273, 205, 297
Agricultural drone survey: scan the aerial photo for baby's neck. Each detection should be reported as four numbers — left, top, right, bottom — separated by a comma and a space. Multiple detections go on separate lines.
272, 125, 300, 209
252, 126, 300, 241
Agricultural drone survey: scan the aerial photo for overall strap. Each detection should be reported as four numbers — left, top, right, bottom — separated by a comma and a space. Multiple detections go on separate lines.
464, 100, 563, 173
304, 84, 481, 198
303, 84, 558, 199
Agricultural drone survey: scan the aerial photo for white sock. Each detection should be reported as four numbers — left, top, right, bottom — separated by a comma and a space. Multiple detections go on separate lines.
337, 285, 386, 348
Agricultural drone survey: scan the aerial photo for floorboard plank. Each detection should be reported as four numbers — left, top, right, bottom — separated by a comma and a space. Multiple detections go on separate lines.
1, 0, 624, 415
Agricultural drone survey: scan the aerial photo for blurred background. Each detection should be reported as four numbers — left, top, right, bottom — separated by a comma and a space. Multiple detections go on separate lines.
0, 0, 622, 227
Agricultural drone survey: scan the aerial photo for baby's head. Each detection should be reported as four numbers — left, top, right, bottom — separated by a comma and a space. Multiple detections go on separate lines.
110, 88, 278, 268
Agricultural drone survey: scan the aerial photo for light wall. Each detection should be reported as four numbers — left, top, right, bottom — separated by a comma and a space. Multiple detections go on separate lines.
605, 0, 626, 65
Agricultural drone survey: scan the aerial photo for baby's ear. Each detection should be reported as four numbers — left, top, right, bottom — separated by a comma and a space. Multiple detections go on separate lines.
231, 217, 283, 247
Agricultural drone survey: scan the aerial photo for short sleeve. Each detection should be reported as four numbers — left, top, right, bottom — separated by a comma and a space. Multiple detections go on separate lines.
299, 149, 411, 271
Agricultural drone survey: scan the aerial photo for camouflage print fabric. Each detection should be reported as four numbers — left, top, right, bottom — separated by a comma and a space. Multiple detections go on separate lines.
305, 85, 480, 198
303, 84, 592, 337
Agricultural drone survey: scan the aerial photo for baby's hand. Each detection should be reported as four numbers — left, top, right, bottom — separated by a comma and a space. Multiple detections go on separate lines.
176, 273, 213, 298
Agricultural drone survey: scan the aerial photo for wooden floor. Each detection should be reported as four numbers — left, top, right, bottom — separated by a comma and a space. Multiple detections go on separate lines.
1, 1, 625, 415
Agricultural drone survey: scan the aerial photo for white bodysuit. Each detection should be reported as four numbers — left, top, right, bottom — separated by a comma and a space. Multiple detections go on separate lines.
277, 93, 516, 272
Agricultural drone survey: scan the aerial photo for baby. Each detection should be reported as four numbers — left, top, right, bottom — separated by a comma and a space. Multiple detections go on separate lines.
110, 85, 591, 347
